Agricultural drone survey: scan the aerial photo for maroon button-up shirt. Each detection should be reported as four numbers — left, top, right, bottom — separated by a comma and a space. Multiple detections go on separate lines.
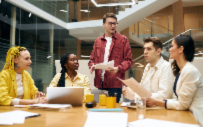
88, 31, 133, 88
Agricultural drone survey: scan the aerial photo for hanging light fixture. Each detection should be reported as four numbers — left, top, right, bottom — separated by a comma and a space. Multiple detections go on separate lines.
91, 0, 136, 7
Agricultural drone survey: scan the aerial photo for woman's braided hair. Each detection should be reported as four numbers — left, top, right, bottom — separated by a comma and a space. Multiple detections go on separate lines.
2, 46, 27, 71
57, 53, 72, 87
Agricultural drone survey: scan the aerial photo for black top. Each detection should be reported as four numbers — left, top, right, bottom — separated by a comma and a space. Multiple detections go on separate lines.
173, 73, 181, 98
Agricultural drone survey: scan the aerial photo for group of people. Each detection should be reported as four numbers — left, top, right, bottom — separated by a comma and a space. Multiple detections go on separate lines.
0, 13, 202, 126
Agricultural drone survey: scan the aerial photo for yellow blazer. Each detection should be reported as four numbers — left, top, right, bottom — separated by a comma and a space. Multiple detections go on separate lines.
0, 70, 38, 106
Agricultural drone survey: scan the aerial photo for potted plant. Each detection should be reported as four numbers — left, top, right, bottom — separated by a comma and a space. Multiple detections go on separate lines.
72, 0, 79, 22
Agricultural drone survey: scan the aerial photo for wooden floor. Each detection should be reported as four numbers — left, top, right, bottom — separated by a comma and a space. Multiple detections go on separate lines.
0, 104, 199, 127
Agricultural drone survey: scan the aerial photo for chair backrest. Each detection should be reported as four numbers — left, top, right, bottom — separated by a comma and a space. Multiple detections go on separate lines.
55, 60, 96, 89
169, 57, 203, 79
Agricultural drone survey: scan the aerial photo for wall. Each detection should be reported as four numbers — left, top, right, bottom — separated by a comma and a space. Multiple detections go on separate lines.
130, 5, 203, 36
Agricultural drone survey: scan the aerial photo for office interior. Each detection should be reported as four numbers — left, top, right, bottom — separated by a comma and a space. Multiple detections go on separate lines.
0, 0, 203, 97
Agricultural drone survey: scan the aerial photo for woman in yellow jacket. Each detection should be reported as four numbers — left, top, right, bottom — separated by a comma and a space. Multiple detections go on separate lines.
0, 46, 46, 106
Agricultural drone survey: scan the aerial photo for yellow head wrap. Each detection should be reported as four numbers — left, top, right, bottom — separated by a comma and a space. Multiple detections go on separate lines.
2, 46, 27, 70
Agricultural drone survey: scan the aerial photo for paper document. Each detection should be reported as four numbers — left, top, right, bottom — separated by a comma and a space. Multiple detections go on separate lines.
0, 115, 14, 125
28, 104, 72, 111
128, 106, 165, 110
128, 119, 200, 127
29, 104, 72, 108
84, 112, 128, 127
118, 77, 152, 98
0, 110, 40, 125
3, 110, 40, 118
95, 60, 114, 70
89, 108, 123, 112
120, 102, 131, 107
14, 105, 27, 108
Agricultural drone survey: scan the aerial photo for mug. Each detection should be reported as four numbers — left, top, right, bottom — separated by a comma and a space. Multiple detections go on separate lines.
85, 94, 94, 103
99, 94, 107, 106
106, 97, 116, 108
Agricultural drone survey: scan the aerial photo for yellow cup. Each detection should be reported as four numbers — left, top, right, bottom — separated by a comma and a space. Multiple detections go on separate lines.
99, 94, 107, 106
106, 97, 116, 108
85, 94, 94, 103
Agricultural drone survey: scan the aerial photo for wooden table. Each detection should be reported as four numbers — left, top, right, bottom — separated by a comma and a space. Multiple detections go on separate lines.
0, 104, 199, 127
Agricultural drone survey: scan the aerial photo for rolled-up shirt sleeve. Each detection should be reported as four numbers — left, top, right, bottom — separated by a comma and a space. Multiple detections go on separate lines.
11, 98, 20, 105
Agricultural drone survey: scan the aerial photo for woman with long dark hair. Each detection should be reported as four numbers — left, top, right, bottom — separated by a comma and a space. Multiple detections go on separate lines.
49, 53, 91, 101
146, 35, 203, 126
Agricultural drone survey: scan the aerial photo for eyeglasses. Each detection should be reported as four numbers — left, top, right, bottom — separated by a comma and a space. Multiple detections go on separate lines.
107, 22, 118, 27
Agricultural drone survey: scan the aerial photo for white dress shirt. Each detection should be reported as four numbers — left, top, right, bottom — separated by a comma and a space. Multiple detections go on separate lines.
135, 56, 174, 100
10, 72, 24, 105
166, 62, 203, 126
101, 36, 112, 81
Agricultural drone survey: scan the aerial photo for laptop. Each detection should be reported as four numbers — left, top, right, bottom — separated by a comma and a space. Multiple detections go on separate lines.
47, 87, 84, 106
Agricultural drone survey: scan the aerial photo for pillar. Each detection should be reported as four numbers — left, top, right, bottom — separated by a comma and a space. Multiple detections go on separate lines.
77, 39, 82, 59
10, 7, 16, 46
172, 0, 185, 36
50, 24, 54, 55
49, 24, 54, 77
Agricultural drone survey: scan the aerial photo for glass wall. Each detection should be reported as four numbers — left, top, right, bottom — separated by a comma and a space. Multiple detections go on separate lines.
25, 0, 68, 22
0, 0, 77, 92
25, 0, 134, 22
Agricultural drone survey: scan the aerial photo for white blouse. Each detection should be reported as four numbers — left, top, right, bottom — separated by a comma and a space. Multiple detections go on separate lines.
10, 72, 24, 105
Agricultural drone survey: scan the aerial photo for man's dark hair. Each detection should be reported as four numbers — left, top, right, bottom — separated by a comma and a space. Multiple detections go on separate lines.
143, 37, 163, 50
103, 13, 117, 23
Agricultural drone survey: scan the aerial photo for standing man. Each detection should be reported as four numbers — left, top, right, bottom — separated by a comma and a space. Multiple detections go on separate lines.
88, 13, 133, 103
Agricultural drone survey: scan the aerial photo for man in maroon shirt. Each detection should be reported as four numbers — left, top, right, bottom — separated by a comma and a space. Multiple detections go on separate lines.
88, 13, 133, 103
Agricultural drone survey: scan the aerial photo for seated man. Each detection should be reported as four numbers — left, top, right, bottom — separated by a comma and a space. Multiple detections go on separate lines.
123, 37, 174, 100
49, 53, 91, 102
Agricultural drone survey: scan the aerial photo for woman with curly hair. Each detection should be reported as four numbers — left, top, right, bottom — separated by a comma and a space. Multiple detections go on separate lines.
49, 53, 91, 102
0, 46, 46, 106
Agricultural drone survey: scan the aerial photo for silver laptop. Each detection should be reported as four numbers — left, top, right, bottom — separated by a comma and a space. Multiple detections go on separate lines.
47, 87, 84, 106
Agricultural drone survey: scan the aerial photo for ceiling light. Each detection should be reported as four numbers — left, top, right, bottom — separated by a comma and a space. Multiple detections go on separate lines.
29, 13, 32, 17
91, 0, 135, 7
81, 55, 90, 58
60, 10, 68, 12
47, 56, 51, 58
80, 10, 90, 13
